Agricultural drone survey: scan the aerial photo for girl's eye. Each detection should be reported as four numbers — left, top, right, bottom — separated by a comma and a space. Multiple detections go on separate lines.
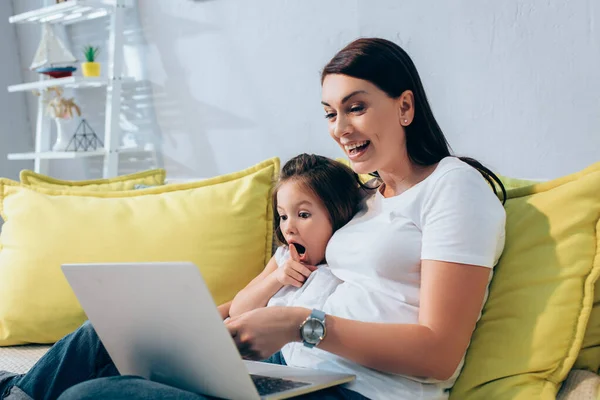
324, 112, 336, 120
299, 212, 310, 219
280, 215, 288, 221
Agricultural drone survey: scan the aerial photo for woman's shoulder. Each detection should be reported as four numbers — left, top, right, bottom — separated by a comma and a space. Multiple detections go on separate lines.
426, 157, 493, 192
421, 157, 505, 213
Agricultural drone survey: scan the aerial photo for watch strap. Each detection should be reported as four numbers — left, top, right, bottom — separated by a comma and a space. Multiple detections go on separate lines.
311, 309, 326, 322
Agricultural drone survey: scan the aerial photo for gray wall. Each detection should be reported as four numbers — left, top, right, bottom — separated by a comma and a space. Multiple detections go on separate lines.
8, 0, 600, 180
0, 0, 33, 179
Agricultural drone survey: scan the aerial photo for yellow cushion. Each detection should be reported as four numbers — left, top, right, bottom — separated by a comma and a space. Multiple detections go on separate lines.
451, 161, 600, 399
497, 174, 539, 191
19, 168, 166, 191
575, 316, 600, 374
0, 158, 279, 346
334, 157, 374, 184
499, 173, 600, 375
574, 279, 600, 373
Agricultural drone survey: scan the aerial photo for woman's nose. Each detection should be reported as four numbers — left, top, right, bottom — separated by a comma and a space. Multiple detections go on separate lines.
333, 114, 352, 139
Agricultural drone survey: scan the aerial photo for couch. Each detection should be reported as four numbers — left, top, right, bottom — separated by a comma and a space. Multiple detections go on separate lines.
0, 347, 598, 399
0, 161, 598, 399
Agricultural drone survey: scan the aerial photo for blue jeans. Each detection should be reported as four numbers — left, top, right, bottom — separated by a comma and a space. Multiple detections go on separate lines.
0, 322, 368, 400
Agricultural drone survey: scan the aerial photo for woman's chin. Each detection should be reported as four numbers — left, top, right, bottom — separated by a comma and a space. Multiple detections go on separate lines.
350, 160, 376, 175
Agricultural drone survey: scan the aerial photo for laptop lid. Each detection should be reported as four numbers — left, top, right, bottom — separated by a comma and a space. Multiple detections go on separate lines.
62, 262, 262, 400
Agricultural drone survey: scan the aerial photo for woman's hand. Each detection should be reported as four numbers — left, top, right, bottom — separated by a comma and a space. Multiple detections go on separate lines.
225, 306, 310, 360
272, 244, 317, 288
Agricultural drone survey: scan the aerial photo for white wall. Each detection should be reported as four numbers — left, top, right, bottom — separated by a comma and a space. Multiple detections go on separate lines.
135, 0, 599, 180
8, 0, 600, 180
0, 1, 33, 179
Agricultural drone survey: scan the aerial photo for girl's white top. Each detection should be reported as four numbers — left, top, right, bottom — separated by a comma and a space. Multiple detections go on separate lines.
267, 246, 341, 310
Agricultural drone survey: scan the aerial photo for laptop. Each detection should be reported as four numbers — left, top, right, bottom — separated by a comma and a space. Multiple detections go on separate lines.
61, 262, 355, 400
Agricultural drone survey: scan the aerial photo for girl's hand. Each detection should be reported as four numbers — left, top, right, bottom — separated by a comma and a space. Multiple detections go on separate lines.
225, 306, 309, 360
272, 244, 317, 288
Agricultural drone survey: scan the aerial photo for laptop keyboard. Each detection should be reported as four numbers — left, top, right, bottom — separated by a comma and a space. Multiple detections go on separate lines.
250, 374, 311, 396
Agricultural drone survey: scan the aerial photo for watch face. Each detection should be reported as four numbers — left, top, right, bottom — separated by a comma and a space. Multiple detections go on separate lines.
302, 318, 325, 344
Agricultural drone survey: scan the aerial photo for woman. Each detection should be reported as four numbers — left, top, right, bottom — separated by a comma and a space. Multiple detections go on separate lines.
0, 38, 506, 400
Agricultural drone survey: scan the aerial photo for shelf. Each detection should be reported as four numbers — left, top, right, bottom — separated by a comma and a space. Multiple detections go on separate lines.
8, 150, 104, 160
7, 147, 149, 161
7, 76, 110, 93
8, 0, 129, 25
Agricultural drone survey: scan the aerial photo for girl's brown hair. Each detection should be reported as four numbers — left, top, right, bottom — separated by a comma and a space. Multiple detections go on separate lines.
273, 154, 362, 246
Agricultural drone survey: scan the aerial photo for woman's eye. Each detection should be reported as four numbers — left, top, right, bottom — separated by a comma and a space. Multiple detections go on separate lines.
299, 212, 310, 219
350, 105, 364, 113
324, 112, 336, 120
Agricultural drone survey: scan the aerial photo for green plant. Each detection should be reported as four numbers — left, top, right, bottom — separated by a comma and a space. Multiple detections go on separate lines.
82, 45, 100, 62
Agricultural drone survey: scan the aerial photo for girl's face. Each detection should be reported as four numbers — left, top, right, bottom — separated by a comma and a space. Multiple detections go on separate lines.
276, 180, 333, 265
321, 74, 411, 175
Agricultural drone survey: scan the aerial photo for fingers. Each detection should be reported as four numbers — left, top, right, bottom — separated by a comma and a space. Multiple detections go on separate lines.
226, 321, 237, 336
232, 332, 253, 358
279, 269, 303, 287
230, 325, 262, 360
286, 279, 303, 288
289, 243, 300, 261
282, 261, 317, 286
289, 261, 316, 278
282, 269, 305, 287
241, 349, 262, 361
279, 258, 318, 288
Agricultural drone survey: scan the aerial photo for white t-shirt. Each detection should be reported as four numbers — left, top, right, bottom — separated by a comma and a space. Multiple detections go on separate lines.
267, 246, 344, 368
267, 246, 342, 310
283, 157, 506, 400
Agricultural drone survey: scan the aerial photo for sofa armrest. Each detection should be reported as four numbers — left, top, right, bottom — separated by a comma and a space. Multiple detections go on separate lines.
557, 370, 600, 400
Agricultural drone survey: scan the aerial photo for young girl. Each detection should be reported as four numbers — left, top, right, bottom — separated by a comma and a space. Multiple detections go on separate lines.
228, 153, 364, 319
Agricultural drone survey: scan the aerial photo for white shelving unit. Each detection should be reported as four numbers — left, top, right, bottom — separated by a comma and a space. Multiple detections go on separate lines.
7, 147, 142, 161
6, 0, 135, 178
8, 76, 109, 93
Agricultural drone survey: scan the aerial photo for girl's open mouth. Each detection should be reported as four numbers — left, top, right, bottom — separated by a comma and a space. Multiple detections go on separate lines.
291, 243, 306, 257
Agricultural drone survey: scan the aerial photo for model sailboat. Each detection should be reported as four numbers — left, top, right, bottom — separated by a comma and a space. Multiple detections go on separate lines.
31, 24, 77, 78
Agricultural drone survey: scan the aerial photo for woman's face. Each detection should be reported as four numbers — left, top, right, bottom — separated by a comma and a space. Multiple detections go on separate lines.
321, 74, 412, 175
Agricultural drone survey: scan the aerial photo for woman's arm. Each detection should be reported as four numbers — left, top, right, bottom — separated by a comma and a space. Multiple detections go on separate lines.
317, 260, 490, 380
229, 256, 282, 317
227, 259, 490, 380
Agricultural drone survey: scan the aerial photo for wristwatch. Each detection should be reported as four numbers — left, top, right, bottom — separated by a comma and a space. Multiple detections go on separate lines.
299, 309, 326, 348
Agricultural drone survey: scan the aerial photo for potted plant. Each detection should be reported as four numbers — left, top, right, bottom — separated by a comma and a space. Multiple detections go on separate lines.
35, 87, 82, 151
81, 45, 100, 77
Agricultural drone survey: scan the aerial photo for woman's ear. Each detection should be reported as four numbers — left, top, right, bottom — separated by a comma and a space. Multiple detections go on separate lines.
398, 90, 415, 126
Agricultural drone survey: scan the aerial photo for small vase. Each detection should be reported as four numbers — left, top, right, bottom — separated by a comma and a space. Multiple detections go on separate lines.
81, 62, 100, 77
52, 118, 74, 151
